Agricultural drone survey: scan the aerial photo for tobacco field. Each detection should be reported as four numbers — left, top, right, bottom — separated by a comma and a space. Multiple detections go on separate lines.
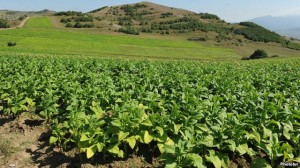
0, 55, 299, 168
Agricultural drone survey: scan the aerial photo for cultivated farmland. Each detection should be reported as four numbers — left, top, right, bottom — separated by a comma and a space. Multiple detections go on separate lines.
0, 55, 299, 167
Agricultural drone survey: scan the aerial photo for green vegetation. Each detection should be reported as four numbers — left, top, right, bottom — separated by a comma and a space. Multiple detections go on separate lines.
0, 19, 10, 28
250, 49, 268, 59
118, 27, 139, 35
7, 42, 16, 47
89, 6, 108, 13
150, 17, 226, 33
54, 11, 83, 16
160, 12, 173, 18
0, 20, 239, 60
59, 14, 94, 28
199, 13, 220, 20
235, 22, 283, 43
73, 22, 94, 28
24, 17, 54, 28
0, 55, 299, 168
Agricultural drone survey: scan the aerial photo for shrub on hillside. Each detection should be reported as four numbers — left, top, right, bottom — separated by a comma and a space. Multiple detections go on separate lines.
0, 19, 10, 28
199, 13, 220, 20
160, 12, 173, 18
89, 6, 108, 13
54, 11, 83, 16
118, 27, 139, 35
7, 42, 16, 47
65, 23, 73, 27
250, 49, 268, 59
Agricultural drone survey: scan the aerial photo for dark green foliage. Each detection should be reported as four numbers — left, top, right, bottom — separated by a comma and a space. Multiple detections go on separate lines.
150, 16, 228, 33
89, 6, 108, 13
160, 12, 173, 18
199, 13, 220, 20
7, 42, 16, 47
188, 36, 207, 41
18, 15, 26, 21
65, 23, 73, 28
216, 33, 231, 42
118, 27, 139, 35
235, 22, 283, 43
73, 22, 94, 28
250, 49, 268, 59
141, 28, 152, 33
120, 4, 148, 18
0, 19, 9, 28
60, 18, 68, 23
61, 18, 72, 23
54, 11, 83, 16
118, 16, 132, 26
75, 15, 93, 22
239, 22, 260, 27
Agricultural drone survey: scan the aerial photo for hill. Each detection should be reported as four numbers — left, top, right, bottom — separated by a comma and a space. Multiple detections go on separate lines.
251, 15, 300, 39
50, 1, 300, 52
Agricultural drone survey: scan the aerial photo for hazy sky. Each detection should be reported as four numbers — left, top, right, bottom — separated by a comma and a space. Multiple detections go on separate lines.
1, 0, 300, 22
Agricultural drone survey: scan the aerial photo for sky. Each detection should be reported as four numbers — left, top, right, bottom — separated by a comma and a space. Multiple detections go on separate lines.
0, 0, 300, 22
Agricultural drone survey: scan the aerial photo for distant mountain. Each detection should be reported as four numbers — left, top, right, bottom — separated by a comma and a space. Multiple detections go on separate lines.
250, 15, 300, 39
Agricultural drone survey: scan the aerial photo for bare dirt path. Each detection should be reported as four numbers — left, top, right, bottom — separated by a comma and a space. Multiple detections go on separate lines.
0, 17, 30, 30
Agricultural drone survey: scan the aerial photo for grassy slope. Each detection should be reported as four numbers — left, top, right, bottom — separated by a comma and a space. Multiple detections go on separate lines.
0, 17, 241, 60
24, 17, 54, 28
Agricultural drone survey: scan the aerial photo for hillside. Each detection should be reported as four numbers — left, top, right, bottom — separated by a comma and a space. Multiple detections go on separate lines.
49, 1, 300, 52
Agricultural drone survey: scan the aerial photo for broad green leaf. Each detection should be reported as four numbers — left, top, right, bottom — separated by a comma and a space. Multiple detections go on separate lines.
165, 163, 177, 168
118, 149, 124, 158
111, 119, 122, 127
156, 126, 164, 136
96, 143, 104, 152
116, 98, 123, 103
108, 145, 120, 155
200, 135, 214, 147
86, 146, 97, 159
173, 123, 182, 135
236, 143, 248, 155
80, 134, 89, 142
49, 136, 58, 144
206, 150, 222, 168
225, 140, 236, 152
246, 132, 261, 143
126, 136, 136, 149
164, 145, 176, 154
185, 153, 206, 168
157, 143, 164, 153
143, 131, 153, 144
118, 131, 129, 141
283, 123, 293, 140
165, 137, 175, 146
293, 157, 300, 162
153, 133, 168, 142
141, 119, 153, 127
262, 125, 272, 139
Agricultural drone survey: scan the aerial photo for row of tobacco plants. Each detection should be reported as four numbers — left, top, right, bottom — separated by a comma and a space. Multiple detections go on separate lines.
0, 55, 299, 167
